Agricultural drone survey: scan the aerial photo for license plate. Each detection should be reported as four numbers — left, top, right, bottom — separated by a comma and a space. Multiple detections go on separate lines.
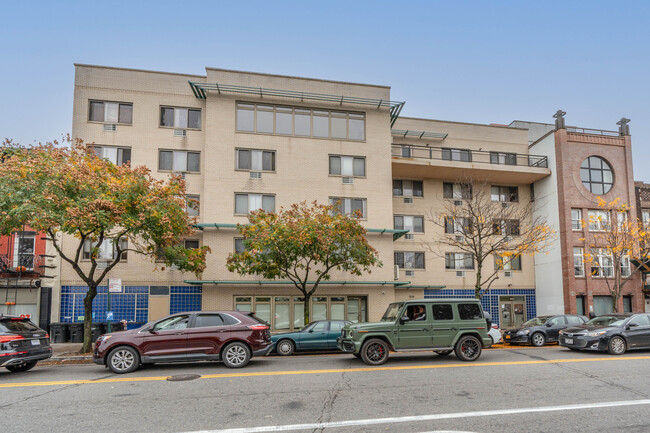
505, 335, 510, 339
31, 339, 40, 346
565, 338, 573, 345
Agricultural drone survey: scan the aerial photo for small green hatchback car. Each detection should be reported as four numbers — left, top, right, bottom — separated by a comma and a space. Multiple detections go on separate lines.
337, 299, 491, 365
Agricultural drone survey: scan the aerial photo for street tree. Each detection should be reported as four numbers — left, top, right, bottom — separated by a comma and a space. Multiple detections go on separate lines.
427, 180, 554, 299
583, 197, 650, 312
0, 137, 210, 352
226, 201, 381, 325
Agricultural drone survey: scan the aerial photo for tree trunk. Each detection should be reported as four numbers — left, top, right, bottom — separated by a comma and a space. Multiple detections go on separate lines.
303, 292, 311, 326
80, 284, 98, 353
475, 264, 482, 299
612, 291, 619, 313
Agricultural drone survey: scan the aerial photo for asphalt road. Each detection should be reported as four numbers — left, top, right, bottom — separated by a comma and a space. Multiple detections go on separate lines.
1, 346, 650, 433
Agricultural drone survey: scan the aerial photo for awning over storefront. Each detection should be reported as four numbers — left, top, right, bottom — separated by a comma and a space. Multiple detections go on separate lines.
193, 223, 409, 241
184, 280, 412, 286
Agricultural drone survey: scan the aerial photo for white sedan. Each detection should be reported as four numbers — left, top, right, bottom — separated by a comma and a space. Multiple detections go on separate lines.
488, 324, 503, 344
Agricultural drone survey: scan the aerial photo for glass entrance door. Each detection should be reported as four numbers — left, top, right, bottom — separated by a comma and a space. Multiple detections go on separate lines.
499, 296, 526, 329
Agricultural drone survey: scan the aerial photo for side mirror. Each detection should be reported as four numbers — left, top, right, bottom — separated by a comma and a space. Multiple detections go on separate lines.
149, 328, 157, 333
546, 322, 552, 327
627, 323, 639, 329
399, 316, 410, 325
308, 328, 314, 333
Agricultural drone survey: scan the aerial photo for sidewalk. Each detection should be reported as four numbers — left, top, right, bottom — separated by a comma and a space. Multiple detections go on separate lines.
46, 343, 94, 363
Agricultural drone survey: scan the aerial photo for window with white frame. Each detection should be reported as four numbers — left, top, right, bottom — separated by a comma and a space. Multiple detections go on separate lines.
394, 251, 425, 269
89, 101, 133, 124
491, 186, 518, 202
393, 180, 423, 197
445, 252, 474, 270
160, 106, 201, 129
185, 195, 200, 217
442, 148, 472, 162
643, 210, 650, 228
492, 219, 520, 236
490, 152, 517, 165
443, 182, 472, 199
588, 210, 610, 231
158, 150, 200, 172
236, 102, 365, 141
329, 197, 367, 219
574, 247, 585, 277
235, 194, 275, 214
617, 211, 628, 229
444, 217, 471, 235
621, 251, 631, 277
329, 155, 365, 177
12, 233, 35, 269
236, 149, 275, 172
494, 254, 522, 271
90, 145, 131, 166
82, 238, 128, 261
394, 215, 424, 233
571, 209, 583, 230
590, 248, 613, 277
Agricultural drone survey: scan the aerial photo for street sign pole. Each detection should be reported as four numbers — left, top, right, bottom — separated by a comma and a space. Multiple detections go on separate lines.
107, 289, 112, 333
107, 277, 122, 333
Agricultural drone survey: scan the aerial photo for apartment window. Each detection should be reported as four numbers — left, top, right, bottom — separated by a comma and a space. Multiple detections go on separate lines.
394, 216, 424, 233
235, 194, 275, 214
493, 219, 520, 236
442, 148, 472, 162
236, 149, 275, 172
158, 150, 200, 172
445, 253, 474, 270
394, 252, 425, 269
12, 233, 35, 269
643, 210, 650, 228
443, 182, 472, 200
490, 152, 517, 165
234, 238, 245, 253
89, 146, 131, 166
571, 209, 583, 230
621, 252, 631, 277
623, 296, 632, 313
160, 106, 201, 129
235, 102, 365, 141
580, 156, 613, 195
617, 211, 628, 229
393, 180, 423, 197
329, 156, 365, 177
184, 240, 199, 249
590, 248, 613, 278
573, 247, 585, 277
89, 101, 132, 124
185, 195, 200, 217
329, 197, 367, 219
444, 217, 471, 235
588, 210, 610, 231
495, 254, 521, 271
491, 186, 518, 202
82, 238, 128, 261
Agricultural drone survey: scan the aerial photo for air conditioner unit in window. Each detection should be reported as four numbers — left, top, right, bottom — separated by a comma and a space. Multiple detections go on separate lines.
454, 200, 463, 206
504, 271, 512, 277
502, 202, 509, 208
455, 235, 464, 242
96, 260, 110, 269
103, 124, 116, 132
394, 265, 400, 281
456, 271, 465, 277
250, 171, 262, 179
405, 270, 415, 277
404, 198, 413, 204
174, 129, 187, 137
342, 177, 354, 184
173, 171, 186, 179
404, 234, 414, 240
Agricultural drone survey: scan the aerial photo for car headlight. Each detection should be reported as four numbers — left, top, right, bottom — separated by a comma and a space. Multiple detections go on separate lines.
517, 329, 530, 336
559, 330, 564, 335
97, 335, 112, 342
586, 331, 607, 337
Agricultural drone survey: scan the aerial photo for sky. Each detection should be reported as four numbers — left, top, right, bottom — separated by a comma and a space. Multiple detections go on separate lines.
1, 1, 649, 180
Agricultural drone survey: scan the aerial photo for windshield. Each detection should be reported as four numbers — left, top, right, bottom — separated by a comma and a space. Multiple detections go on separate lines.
299, 323, 315, 332
586, 316, 627, 327
0, 319, 39, 333
381, 303, 404, 322
522, 317, 550, 327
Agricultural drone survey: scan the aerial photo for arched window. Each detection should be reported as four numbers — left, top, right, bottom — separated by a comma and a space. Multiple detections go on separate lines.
580, 156, 613, 195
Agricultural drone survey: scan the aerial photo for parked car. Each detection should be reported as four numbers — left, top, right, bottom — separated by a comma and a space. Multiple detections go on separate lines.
503, 314, 588, 346
337, 299, 491, 365
272, 320, 352, 355
93, 311, 272, 374
0, 314, 52, 372
559, 313, 650, 355
482, 310, 502, 345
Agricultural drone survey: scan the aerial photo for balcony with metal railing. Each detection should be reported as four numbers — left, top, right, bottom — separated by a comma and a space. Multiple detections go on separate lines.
0, 254, 46, 279
391, 144, 551, 184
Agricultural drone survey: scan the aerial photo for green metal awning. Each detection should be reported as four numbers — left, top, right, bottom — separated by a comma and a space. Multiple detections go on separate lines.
391, 129, 448, 140
185, 280, 411, 286
631, 258, 650, 274
397, 285, 446, 289
193, 223, 408, 241
188, 81, 405, 127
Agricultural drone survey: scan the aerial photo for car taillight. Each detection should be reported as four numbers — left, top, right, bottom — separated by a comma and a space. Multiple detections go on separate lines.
45, 333, 50, 339
492, 324, 499, 329
247, 324, 269, 330
0, 335, 25, 343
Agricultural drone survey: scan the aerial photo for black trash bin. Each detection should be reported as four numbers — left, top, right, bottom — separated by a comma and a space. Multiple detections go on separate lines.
68, 323, 84, 343
105, 321, 125, 333
90, 323, 106, 342
49, 323, 70, 343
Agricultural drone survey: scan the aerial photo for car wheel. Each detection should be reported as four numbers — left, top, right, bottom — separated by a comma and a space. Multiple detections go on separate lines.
107, 346, 140, 374
6, 360, 38, 373
455, 335, 482, 362
608, 336, 626, 355
276, 339, 295, 356
222, 342, 251, 368
360, 338, 389, 366
434, 350, 453, 356
531, 332, 546, 347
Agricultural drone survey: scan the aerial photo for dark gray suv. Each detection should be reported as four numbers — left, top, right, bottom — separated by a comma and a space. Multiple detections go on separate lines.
0, 315, 52, 372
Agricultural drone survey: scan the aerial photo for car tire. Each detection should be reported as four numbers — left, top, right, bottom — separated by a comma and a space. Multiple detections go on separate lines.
107, 346, 140, 374
454, 335, 482, 362
360, 338, 389, 366
607, 336, 626, 355
222, 342, 251, 368
276, 339, 295, 356
6, 360, 38, 373
531, 332, 546, 347
434, 350, 452, 356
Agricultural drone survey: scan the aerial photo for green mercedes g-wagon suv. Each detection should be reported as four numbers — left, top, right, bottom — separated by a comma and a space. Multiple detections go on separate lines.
337, 299, 491, 365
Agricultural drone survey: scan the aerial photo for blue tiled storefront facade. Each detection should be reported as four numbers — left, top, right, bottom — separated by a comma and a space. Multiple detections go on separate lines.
60, 285, 202, 323
424, 288, 536, 327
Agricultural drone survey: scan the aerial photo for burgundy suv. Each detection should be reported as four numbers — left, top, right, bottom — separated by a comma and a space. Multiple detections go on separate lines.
93, 311, 272, 374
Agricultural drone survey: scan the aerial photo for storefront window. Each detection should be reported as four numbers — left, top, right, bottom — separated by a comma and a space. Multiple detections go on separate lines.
274, 297, 290, 329
235, 297, 252, 312
255, 297, 271, 324
293, 298, 305, 328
